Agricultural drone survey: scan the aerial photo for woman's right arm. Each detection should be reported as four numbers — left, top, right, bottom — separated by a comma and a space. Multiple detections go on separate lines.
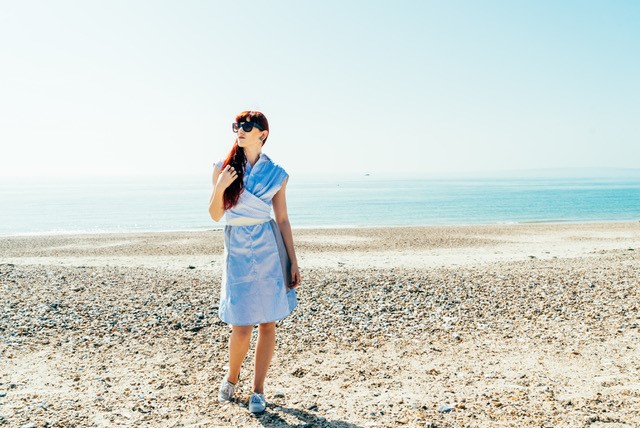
209, 164, 238, 222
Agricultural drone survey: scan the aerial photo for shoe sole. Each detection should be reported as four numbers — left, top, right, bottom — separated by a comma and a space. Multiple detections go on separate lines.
218, 394, 233, 403
249, 401, 266, 413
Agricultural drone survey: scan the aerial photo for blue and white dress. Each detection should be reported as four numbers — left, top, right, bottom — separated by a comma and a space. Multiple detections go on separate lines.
214, 153, 297, 326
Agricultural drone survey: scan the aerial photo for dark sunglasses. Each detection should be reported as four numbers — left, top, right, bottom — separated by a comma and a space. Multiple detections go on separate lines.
232, 121, 264, 133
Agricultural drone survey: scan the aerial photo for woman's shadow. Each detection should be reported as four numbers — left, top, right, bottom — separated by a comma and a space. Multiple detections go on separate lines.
252, 404, 363, 428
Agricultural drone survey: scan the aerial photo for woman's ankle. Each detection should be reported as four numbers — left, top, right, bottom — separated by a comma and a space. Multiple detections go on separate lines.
227, 371, 240, 384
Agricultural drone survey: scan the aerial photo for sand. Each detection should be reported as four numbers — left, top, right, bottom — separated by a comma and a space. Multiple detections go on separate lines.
1, 222, 639, 427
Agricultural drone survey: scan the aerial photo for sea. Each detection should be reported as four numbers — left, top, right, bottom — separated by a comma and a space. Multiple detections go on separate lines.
1, 172, 639, 236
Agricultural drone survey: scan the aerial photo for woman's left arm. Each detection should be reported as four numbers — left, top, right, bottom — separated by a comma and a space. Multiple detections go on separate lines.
272, 178, 301, 288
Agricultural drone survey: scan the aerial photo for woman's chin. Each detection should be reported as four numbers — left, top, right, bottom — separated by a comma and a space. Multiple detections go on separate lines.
238, 140, 258, 149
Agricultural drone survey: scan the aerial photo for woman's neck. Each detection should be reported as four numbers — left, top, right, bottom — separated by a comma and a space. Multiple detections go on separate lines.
244, 146, 262, 167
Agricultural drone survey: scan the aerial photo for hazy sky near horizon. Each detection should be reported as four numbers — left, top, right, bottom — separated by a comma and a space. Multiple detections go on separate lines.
1, 0, 638, 177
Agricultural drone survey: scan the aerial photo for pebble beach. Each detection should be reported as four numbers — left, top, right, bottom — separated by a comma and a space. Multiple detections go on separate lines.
1, 222, 639, 427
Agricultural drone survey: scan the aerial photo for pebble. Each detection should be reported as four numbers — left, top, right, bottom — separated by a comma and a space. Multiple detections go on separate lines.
438, 404, 453, 413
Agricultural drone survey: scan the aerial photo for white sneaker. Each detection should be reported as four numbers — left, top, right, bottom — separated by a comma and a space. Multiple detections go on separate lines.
218, 377, 236, 402
248, 392, 266, 413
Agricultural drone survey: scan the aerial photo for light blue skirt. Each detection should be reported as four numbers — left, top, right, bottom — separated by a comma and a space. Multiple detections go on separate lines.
218, 219, 297, 326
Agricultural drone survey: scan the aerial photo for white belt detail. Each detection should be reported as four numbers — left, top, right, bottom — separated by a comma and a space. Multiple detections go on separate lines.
226, 217, 271, 226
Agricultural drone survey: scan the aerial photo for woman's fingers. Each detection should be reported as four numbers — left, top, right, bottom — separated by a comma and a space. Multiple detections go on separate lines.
290, 270, 301, 288
216, 166, 238, 189
223, 166, 237, 181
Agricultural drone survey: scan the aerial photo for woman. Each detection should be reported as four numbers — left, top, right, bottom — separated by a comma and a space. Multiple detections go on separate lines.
208, 110, 301, 414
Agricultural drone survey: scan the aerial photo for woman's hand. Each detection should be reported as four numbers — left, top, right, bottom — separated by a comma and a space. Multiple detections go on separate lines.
289, 262, 301, 289
216, 165, 238, 190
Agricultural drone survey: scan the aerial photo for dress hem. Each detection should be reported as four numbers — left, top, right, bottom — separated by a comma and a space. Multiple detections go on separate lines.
218, 306, 297, 327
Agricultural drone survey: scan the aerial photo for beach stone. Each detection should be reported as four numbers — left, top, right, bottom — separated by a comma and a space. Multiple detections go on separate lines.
438, 404, 453, 413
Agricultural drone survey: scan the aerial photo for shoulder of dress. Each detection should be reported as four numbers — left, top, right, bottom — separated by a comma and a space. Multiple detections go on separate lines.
261, 153, 273, 163
262, 153, 286, 171
262, 153, 289, 177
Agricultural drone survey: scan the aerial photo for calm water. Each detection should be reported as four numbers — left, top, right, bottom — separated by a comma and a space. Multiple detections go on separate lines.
1, 174, 639, 236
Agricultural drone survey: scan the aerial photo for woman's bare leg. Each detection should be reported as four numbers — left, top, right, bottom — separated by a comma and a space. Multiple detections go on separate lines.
253, 322, 276, 394
227, 325, 253, 383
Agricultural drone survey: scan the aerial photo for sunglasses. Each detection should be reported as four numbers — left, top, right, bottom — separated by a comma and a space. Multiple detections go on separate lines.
232, 121, 264, 133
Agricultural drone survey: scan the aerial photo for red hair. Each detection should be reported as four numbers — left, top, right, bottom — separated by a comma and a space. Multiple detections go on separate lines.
222, 111, 270, 210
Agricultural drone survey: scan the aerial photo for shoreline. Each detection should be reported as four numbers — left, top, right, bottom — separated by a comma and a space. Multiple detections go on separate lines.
1, 218, 638, 239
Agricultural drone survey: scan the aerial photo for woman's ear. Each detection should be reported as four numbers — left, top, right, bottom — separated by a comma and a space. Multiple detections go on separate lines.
260, 131, 269, 142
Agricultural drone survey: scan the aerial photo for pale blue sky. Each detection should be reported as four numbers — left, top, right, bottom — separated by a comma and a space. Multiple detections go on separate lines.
0, 0, 638, 177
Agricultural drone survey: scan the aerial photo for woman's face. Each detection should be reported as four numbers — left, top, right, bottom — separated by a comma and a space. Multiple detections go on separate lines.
236, 120, 268, 149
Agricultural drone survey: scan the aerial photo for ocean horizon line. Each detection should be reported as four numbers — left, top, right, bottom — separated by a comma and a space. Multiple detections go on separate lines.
2, 166, 640, 181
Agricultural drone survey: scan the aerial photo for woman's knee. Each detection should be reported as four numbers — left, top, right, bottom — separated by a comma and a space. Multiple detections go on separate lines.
258, 322, 276, 334
231, 325, 253, 338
